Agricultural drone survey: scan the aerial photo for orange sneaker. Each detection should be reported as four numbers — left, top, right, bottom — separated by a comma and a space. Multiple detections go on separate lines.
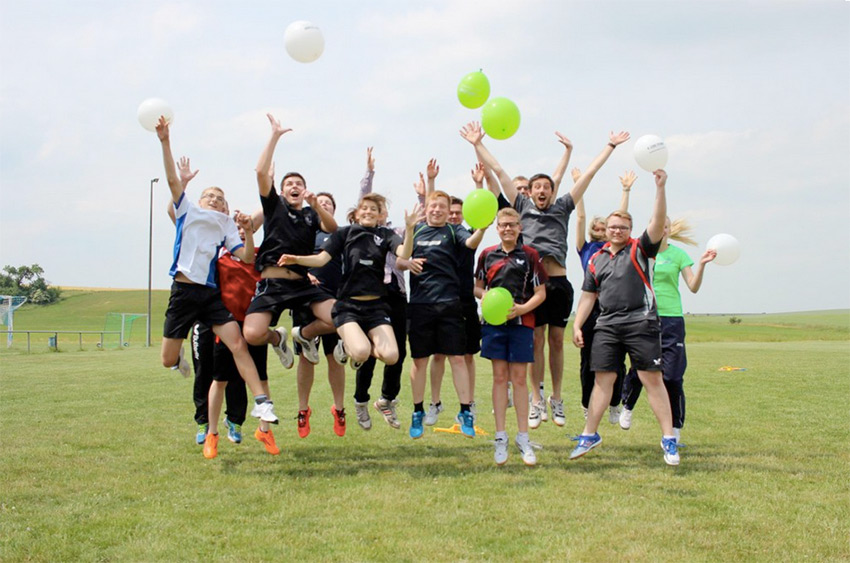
297, 407, 312, 438
331, 405, 346, 437
203, 433, 219, 459
254, 428, 280, 455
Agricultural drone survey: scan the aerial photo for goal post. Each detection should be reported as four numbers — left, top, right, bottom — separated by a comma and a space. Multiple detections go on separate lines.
0, 295, 27, 348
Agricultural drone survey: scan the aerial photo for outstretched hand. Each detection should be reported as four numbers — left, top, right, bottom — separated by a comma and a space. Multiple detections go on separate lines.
413, 172, 425, 197
404, 203, 424, 229
555, 131, 573, 151
619, 170, 637, 189
570, 167, 582, 183
177, 157, 199, 187
609, 130, 630, 146
277, 254, 298, 267
653, 169, 667, 188
459, 121, 483, 145
266, 113, 292, 137
366, 147, 375, 171
471, 162, 485, 185
303, 190, 317, 207
155, 115, 170, 142
234, 212, 253, 231
700, 249, 717, 265
426, 158, 440, 180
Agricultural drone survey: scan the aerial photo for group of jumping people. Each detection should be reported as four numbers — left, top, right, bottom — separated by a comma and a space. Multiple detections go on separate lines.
155, 114, 715, 467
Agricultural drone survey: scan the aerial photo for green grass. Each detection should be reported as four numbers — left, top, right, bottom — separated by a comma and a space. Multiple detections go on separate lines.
1, 293, 848, 561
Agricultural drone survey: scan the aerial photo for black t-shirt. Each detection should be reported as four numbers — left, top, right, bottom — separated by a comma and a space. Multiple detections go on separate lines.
311, 230, 342, 292
321, 224, 402, 299
455, 225, 476, 301
256, 186, 321, 277
475, 243, 547, 328
409, 223, 471, 304
582, 230, 661, 326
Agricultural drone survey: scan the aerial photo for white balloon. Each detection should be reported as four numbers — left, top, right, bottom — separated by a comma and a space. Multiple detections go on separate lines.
284, 20, 324, 63
633, 134, 669, 172
706, 233, 741, 266
137, 98, 174, 132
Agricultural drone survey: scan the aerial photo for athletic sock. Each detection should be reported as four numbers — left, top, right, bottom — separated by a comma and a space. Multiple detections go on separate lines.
254, 394, 269, 405
460, 403, 470, 413
414, 402, 425, 413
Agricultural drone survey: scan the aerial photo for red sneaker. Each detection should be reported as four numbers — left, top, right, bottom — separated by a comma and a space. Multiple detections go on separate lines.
254, 427, 281, 455
297, 407, 312, 438
331, 405, 346, 437
203, 433, 219, 459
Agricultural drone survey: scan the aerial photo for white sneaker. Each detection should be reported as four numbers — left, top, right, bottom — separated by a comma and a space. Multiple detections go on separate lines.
494, 435, 509, 465
354, 401, 371, 430
539, 399, 548, 422
291, 326, 320, 365
333, 339, 348, 365
619, 407, 633, 430
272, 327, 294, 369
424, 402, 443, 426
172, 347, 191, 378
515, 434, 537, 466
250, 400, 279, 424
374, 398, 401, 429
608, 405, 622, 425
528, 402, 543, 430
548, 396, 565, 427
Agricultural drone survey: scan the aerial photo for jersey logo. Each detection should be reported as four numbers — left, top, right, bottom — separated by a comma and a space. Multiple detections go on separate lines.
417, 240, 442, 247
288, 212, 297, 220
373, 235, 384, 245
304, 214, 314, 227
516, 259, 525, 265
359, 259, 374, 266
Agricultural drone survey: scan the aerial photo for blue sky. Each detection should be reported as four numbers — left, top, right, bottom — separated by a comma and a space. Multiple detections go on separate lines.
1, 0, 848, 313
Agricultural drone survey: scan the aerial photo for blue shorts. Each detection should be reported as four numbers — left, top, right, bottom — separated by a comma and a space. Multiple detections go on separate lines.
481, 324, 534, 364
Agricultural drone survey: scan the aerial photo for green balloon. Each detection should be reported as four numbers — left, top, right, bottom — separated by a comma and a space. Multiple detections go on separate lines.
481, 97, 521, 140
457, 71, 490, 109
481, 287, 514, 326
461, 189, 497, 230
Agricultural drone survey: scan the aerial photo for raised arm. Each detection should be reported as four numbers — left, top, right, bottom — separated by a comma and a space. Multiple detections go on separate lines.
304, 191, 338, 233
572, 168, 587, 252
646, 169, 668, 244
395, 203, 423, 260
681, 249, 717, 293
551, 131, 573, 196
471, 162, 484, 190
569, 131, 630, 204
480, 161, 501, 198
256, 113, 292, 198
618, 170, 636, 212
460, 121, 516, 204
413, 172, 426, 206
231, 213, 256, 264
359, 146, 375, 199
425, 158, 439, 196
465, 225, 488, 249
155, 116, 184, 204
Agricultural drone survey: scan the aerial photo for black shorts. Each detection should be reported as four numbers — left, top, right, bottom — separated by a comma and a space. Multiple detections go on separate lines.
332, 299, 391, 332
461, 299, 481, 354
213, 337, 269, 383
660, 316, 687, 383
164, 281, 235, 340
292, 306, 339, 356
591, 319, 662, 372
407, 301, 466, 359
245, 277, 333, 325
534, 276, 574, 328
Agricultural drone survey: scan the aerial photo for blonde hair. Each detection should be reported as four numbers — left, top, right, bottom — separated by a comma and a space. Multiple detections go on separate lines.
668, 217, 698, 246
497, 207, 520, 222
606, 210, 632, 227
588, 216, 607, 240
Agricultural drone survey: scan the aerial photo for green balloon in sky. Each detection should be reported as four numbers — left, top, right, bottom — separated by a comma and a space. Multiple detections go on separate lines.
481, 96, 521, 140
461, 189, 498, 230
457, 70, 490, 109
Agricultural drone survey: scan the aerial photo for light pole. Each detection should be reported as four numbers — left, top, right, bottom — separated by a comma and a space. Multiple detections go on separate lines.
147, 177, 159, 347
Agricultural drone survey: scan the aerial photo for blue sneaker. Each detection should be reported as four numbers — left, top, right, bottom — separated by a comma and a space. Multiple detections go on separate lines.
458, 410, 475, 438
661, 437, 680, 466
225, 418, 242, 444
409, 411, 425, 439
195, 423, 209, 445
569, 433, 601, 460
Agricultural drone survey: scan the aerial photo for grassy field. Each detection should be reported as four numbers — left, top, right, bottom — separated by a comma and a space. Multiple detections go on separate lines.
1, 292, 848, 561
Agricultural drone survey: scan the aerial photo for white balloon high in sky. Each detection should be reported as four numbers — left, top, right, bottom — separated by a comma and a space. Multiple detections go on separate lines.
137, 98, 174, 132
284, 20, 324, 63
0, 2, 848, 314
633, 134, 668, 172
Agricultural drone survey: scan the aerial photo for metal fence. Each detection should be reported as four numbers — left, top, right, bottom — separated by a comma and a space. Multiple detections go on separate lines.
1, 330, 123, 353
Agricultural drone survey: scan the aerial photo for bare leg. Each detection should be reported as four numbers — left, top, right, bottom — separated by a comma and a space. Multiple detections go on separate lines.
214, 322, 264, 397
547, 326, 565, 401
430, 354, 446, 405
337, 322, 372, 365
465, 354, 476, 403
301, 299, 337, 339
448, 355, 471, 405
297, 358, 314, 411
242, 311, 275, 347
531, 326, 546, 404
208, 381, 227, 434
410, 357, 429, 404
637, 369, 674, 435
491, 360, 509, 432
368, 325, 399, 365
327, 354, 346, 410
161, 337, 184, 368
510, 363, 530, 432
581, 370, 617, 435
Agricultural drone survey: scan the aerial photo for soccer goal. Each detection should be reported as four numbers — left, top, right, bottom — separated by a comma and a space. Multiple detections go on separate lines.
0, 295, 27, 347
103, 312, 148, 348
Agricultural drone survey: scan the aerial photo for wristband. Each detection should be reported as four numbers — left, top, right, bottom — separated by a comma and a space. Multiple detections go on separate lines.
608, 142, 616, 149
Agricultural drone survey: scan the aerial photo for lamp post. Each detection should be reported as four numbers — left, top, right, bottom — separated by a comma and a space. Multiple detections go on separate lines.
147, 177, 159, 347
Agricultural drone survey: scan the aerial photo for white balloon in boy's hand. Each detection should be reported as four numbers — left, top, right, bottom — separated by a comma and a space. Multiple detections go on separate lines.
633, 134, 668, 172
284, 21, 324, 63
706, 233, 740, 266
138, 98, 174, 132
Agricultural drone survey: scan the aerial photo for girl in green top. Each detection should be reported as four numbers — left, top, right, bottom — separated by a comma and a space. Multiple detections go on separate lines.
619, 218, 716, 441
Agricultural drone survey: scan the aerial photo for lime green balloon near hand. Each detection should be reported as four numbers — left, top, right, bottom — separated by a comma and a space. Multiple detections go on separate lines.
481, 287, 514, 325
462, 189, 497, 230
481, 97, 521, 140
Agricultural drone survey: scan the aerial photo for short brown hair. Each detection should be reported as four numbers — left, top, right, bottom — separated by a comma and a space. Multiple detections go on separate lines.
497, 207, 520, 222
606, 210, 633, 227
427, 190, 451, 205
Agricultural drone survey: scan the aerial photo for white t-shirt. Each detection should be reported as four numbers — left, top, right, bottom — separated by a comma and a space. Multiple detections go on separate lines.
169, 193, 244, 287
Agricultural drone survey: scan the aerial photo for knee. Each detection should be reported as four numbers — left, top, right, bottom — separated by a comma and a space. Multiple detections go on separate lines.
161, 353, 176, 369
382, 350, 399, 366
350, 343, 371, 365
242, 326, 265, 346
